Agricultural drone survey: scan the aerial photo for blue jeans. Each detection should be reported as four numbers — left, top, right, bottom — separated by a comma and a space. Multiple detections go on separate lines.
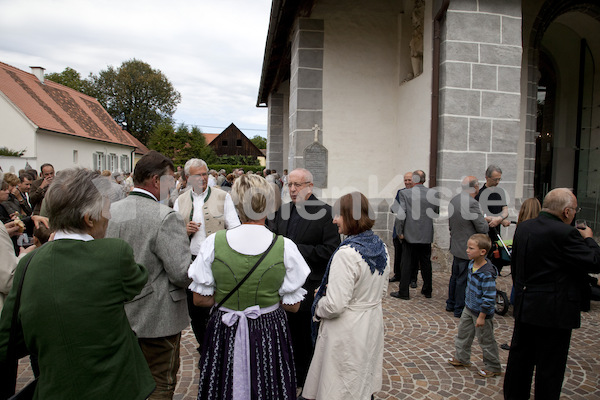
446, 257, 470, 316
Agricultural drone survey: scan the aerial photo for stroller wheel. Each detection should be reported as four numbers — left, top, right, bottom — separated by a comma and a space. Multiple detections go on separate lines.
495, 290, 510, 316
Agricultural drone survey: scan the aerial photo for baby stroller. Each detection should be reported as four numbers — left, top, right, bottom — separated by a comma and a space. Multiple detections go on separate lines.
490, 229, 512, 316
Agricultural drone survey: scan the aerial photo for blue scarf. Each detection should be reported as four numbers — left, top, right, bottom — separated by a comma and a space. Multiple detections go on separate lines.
310, 229, 387, 345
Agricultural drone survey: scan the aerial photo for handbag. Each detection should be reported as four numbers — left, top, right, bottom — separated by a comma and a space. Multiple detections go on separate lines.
1, 252, 38, 400
210, 234, 278, 315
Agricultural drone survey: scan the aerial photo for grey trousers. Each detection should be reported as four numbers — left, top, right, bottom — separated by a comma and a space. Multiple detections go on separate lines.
454, 309, 501, 372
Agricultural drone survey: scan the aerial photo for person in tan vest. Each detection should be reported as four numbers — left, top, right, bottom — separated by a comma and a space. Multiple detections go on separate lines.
173, 158, 240, 354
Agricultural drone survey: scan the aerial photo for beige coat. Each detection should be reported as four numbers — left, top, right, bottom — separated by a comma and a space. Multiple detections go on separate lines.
303, 245, 390, 400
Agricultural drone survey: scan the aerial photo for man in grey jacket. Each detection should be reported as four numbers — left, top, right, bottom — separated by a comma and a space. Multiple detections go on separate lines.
106, 151, 192, 400
446, 176, 489, 317
391, 170, 439, 300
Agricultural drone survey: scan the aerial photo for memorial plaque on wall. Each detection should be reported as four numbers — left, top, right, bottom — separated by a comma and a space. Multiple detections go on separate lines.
304, 141, 328, 188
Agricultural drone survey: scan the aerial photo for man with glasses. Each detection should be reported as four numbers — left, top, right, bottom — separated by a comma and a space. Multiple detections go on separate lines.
504, 188, 600, 399
268, 168, 340, 395
476, 165, 510, 235
173, 158, 240, 354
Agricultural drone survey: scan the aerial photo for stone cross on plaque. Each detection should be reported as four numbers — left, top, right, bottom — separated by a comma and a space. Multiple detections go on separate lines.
312, 124, 320, 142
304, 124, 328, 187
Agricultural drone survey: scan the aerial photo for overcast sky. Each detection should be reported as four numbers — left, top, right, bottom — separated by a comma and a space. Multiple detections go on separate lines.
0, 0, 272, 137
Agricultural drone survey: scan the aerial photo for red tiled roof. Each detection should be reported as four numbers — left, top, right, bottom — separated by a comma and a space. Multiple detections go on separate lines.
203, 133, 219, 144
0, 61, 140, 149
127, 134, 150, 155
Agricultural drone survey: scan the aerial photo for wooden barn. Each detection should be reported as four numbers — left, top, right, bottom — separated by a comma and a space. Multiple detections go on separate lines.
208, 123, 263, 157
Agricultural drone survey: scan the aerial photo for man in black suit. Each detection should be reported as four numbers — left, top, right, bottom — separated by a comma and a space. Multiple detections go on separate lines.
268, 168, 340, 392
503, 188, 600, 400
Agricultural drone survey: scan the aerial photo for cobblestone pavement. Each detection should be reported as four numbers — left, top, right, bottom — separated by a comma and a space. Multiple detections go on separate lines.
15, 270, 600, 399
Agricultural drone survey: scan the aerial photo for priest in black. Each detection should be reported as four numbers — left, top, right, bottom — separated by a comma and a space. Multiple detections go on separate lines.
268, 168, 340, 390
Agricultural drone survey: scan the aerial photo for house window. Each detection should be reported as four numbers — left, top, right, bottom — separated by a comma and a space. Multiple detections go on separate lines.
107, 153, 118, 172
73, 150, 78, 164
120, 155, 130, 173
93, 152, 105, 171
222, 140, 228, 146
236, 139, 242, 147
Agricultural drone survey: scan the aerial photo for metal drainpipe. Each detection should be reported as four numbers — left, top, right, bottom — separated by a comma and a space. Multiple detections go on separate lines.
429, 0, 450, 188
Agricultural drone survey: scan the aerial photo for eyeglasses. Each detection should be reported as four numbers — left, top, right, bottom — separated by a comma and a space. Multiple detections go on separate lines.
287, 182, 310, 188
489, 177, 502, 182
568, 207, 582, 213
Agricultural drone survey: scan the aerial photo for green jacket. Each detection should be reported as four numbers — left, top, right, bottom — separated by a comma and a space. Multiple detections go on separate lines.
0, 238, 155, 400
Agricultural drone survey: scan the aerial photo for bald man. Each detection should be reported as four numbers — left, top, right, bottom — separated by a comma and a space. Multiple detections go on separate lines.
504, 188, 600, 400
446, 176, 489, 317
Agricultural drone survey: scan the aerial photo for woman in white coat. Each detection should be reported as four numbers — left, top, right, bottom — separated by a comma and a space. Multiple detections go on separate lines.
302, 192, 390, 400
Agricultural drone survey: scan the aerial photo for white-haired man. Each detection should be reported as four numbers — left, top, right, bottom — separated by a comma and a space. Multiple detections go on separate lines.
504, 188, 600, 399
173, 158, 240, 353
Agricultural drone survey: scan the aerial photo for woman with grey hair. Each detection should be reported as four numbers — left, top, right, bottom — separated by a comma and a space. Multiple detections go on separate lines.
189, 174, 310, 400
0, 168, 155, 399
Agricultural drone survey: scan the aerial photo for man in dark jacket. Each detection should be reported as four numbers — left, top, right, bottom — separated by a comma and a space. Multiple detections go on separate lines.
268, 168, 340, 390
503, 188, 600, 400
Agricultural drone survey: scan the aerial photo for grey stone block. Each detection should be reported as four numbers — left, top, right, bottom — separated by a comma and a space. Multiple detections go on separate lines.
448, 0, 478, 11
437, 151, 486, 180
298, 49, 324, 69
288, 93, 297, 115
472, 64, 497, 90
299, 31, 324, 49
480, 44, 521, 66
436, 180, 463, 199
295, 110, 322, 130
297, 68, 323, 89
439, 116, 468, 151
487, 153, 517, 181
498, 66, 521, 93
297, 88, 322, 110
440, 88, 481, 116
502, 16, 522, 46
446, 12, 501, 43
479, 0, 522, 18
525, 141, 536, 159
469, 118, 492, 152
441, 62, 471, 88
442, 41, 479, 63
492, 120, 520, 153
295, 130, 319, 154
525, 158, 535, 172
268, 152, 283, 163
298, 18, 324, 31
482, 92, 520, 119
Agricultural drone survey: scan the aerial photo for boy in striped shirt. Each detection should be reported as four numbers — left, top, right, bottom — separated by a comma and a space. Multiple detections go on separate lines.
448, 233, 502, 378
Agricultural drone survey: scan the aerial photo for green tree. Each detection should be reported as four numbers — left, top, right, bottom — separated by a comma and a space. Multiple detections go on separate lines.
250, 135, 267, 149
90, 59, 181, 145
45, 67, 96, 96
148, 123, 216, 166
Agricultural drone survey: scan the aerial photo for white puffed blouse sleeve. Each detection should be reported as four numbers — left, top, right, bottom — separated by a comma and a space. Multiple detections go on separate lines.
188, 233, 217, 296
280, 237, 310, 305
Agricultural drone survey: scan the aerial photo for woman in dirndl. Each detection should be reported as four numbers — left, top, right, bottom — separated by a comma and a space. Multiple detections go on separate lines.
189, 174, 310, 400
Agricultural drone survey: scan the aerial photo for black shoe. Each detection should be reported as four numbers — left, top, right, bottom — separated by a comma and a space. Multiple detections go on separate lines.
454, 312, 462, 318
390, 291, 410, 300
500, 343, 511, 351
445, 307, 454, 312
410, 281, 417, 288
421, 291, 432, 298
389, 275, 400, 283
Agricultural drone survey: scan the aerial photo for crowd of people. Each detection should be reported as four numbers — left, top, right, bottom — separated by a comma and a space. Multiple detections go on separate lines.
0, 157, 599, 400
